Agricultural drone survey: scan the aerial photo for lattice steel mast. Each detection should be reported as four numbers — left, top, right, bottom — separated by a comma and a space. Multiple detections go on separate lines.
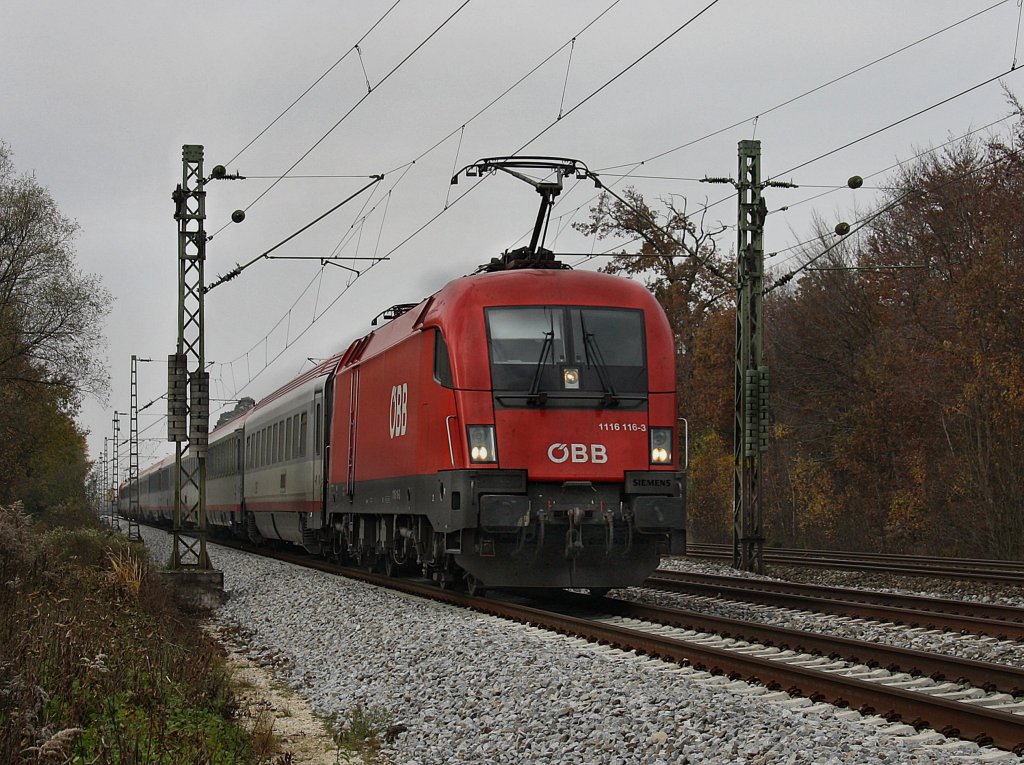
169, 144, 212, 571
733, 140, 769, 574
110, 413, 121, 530
127, 356, 143, 542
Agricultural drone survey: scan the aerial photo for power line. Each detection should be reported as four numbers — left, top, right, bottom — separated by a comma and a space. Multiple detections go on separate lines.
549, 2, 1013, 262
768, 66, 1024, 181
215, 0, 628, 368
218, 0, 472, 235
224, 0, 404, 167
381, 0, 622, 178
514, 0, 724, 154
596, 1, 1010, 174
765, 145, 1021, 293
766, 115, 1014, 268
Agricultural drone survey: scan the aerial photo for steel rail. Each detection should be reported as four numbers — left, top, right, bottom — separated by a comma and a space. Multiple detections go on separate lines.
353, 571, 1024, 753
651, 570, 1024, 628
646, 572, 1024, 641
685, 544, 1024, 584
547, 591, 1024, 695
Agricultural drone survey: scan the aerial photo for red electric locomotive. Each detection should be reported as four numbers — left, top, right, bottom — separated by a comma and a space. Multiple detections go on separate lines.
326, 264, 686, 592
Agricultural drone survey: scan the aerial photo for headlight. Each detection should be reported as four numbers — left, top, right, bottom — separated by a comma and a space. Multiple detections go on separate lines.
650, 427, 673, 465
562, 367, 580, 389
467, 425, 498, 464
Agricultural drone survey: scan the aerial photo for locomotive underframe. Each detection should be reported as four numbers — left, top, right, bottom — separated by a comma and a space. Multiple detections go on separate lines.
324, 468, 685, 589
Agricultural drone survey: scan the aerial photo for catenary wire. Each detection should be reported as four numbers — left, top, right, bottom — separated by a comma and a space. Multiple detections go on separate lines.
765, 144, 1023, 293
766, 115, 1014, 268
206, 1, 625, 398
596, 0, 1010, 174
513, 0, 724, 155
212, 0, 472, 239
224, 0, 404, 168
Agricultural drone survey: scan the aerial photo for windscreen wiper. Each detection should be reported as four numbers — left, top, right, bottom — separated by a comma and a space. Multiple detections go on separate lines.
581, 317, 618, 407
527, 330, 554, 406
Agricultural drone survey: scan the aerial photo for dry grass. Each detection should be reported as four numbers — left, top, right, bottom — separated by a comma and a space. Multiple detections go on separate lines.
0, 503, 255, 763
105, 545, 145, 598
251, 707, 280, 759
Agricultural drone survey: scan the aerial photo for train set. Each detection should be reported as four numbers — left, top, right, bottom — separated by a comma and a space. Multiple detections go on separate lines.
124, 157, 687, 593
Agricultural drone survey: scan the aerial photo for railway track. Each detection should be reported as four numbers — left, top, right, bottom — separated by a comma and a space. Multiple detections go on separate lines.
353, 569, 1024, 754
195, 534, 1024, 755
686, 543, 1024, 585
647, 570, 1024, 640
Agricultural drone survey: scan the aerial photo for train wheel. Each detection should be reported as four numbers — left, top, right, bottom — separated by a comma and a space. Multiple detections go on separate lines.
464, 574, 486, 598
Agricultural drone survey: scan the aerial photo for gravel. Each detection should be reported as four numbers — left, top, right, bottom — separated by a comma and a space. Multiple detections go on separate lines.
140, 528, 1024, 764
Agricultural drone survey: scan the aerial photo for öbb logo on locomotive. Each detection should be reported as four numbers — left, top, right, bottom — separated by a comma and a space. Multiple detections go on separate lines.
546, 442, 609, 464
389, 383, 408, 438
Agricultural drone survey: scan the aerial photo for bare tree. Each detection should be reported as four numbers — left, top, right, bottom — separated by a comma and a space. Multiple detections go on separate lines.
0, 143, 110, 409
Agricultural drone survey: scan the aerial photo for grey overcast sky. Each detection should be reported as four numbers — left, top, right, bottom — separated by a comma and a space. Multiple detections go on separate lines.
2, 0, 1022, 469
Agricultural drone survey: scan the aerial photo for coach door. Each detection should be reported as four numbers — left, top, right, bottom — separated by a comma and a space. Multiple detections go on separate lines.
313, 390, 324, 494
345, 368, 359, 497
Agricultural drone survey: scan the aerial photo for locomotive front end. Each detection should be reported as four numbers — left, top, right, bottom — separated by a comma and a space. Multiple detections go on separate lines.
439, 270, 686, 590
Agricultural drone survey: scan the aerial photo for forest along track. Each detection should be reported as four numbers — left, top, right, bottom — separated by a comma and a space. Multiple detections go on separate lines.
206, 537, 1024, 755
648, 570, 1024, 640
686, 544, 1024, 585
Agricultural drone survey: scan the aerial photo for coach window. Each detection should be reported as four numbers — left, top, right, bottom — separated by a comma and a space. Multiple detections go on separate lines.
434, 329, 454, 388
292, 414, 300, 457
299, 412, 308, 457
272, 423, 279, 464
286, 418, 293, 461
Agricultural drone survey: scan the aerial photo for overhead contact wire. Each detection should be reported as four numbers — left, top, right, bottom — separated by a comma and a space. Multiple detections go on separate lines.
382, 0, 621, 177
224, 0, 403, 167
769, 66, 1023, 181
767, 145, 1023, 291
237, 0, 472, 217
597, 0, 1009, 172
515, 0, 723, 154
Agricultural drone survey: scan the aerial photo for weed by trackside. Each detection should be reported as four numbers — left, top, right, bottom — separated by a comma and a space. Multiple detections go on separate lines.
332, 703, 405, 764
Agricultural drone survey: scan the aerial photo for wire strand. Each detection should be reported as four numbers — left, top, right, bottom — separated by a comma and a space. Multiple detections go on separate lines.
515, 0, 723, 154
224, 0, 403, 167
597, 0, 1010, 173
232, 1, 472, 221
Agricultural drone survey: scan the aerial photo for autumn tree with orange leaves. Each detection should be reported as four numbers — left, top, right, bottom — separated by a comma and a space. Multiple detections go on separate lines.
767, 108, 1024, 557
584, 104, 1024, 557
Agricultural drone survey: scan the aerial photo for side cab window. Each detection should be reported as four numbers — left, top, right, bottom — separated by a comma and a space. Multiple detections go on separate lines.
434, 329, 454, 388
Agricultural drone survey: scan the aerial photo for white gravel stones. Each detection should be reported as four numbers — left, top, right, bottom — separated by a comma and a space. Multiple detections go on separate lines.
140, 529, 1024, 764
